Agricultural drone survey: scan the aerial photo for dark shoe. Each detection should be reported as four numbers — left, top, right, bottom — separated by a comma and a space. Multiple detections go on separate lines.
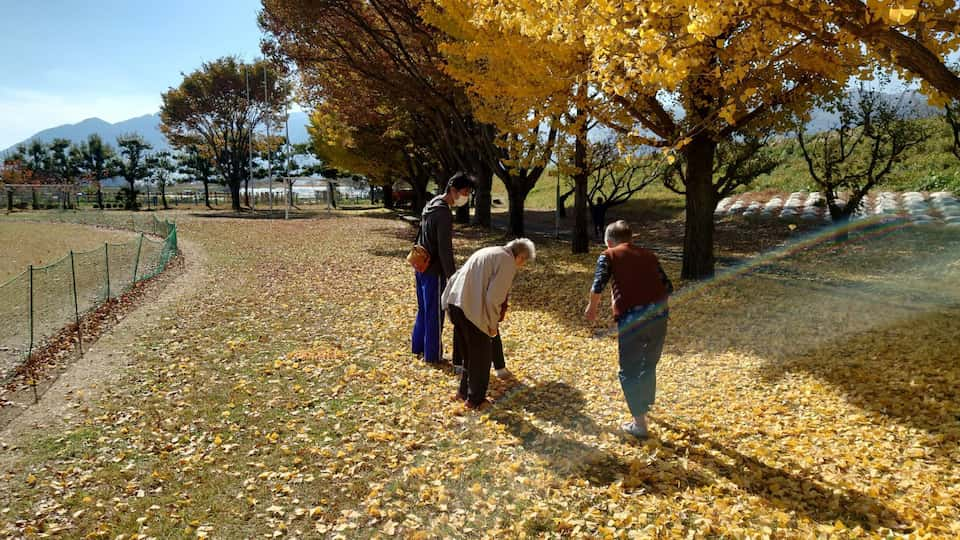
451, 392, 467, 403
465, 398, 492, 412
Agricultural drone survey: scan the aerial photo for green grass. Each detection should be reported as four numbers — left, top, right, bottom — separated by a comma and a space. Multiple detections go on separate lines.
0, 222, 136, 282
752, 116, 960, 193
29, 427, 102, 461
490, 170, 686, 214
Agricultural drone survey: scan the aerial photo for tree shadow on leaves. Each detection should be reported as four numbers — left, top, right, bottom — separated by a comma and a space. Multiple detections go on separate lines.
760, 307, 960, 453
652, 418, 910, 533
368, 246, 415, 260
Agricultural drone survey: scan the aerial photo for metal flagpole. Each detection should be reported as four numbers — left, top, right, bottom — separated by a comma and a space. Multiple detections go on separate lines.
285, 108, 291, 220
265, 67, 273, 213
246, 66, 255, 211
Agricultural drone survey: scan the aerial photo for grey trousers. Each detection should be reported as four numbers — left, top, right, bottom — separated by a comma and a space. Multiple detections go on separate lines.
617, 312, 668, 416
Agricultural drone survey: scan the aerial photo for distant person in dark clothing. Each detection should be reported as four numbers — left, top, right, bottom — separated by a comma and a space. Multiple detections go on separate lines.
412, 172, 476, 365
591, 197, 605, 240
584, 220, 673, 438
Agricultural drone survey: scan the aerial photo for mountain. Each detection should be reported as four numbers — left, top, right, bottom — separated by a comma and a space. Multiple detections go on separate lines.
2, 114, 169, 154
2, 111, 313, 156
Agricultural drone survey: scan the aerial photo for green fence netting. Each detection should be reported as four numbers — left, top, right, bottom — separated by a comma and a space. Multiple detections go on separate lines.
0, 216, 177, 384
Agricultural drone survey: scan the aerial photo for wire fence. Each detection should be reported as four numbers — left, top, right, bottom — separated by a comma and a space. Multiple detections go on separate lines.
4, 183, 368, 212
0, 215, 177, 391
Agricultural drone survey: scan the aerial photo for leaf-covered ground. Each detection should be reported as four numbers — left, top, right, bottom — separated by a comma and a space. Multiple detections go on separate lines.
1, 210, 959, 538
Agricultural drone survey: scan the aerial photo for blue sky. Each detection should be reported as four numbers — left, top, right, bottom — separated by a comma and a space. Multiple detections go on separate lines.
0, 0, 266, 148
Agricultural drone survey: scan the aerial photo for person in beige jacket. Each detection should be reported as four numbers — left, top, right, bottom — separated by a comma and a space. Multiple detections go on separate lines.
441, 238, 535, 409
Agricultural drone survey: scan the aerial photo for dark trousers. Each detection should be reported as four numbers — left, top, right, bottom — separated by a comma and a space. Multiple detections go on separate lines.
449, 305, 492, 405
617, 312, 668, 416
453, 328, 505, 370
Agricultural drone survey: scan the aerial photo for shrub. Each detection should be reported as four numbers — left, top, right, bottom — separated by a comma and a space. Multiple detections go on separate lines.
916, 173, 960, 192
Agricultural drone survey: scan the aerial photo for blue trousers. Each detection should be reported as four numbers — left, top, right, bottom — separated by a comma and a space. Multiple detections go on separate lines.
617, 311, 668, 416
412, 271, 444, 363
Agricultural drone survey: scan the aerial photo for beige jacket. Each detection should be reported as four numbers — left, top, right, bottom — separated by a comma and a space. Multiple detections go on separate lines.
441, 246, 516, 336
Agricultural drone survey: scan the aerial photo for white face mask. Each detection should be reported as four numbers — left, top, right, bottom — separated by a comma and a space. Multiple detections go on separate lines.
454, 194, 469, 208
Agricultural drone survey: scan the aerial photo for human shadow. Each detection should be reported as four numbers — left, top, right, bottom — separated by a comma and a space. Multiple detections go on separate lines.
489, 381, 907, 531
487, 381, 627, 486
651, 418, 910, 533
510, 380, 604, 434
485, 380, 714, 491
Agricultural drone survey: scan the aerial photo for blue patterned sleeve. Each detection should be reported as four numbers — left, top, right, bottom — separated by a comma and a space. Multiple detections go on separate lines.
591, 254, 611, 294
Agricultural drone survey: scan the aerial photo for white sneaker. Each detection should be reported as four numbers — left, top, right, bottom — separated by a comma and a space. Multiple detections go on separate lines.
621, 420, 648, 439
494, 368, 512, 379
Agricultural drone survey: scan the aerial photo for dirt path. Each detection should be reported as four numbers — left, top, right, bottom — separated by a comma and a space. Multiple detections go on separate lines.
0, 238, 208, 464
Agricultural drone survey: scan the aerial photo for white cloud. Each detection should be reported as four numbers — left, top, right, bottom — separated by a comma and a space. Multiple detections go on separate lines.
0, 88, 160, 149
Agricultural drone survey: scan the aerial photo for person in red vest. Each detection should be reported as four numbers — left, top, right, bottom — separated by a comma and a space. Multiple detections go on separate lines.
584, 220, 673, 438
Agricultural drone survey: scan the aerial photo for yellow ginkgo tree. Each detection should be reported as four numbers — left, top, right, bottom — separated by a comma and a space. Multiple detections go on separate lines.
430, 0, 870, 278
307, 96, 439, 213
425, 0, 617, 251
757, 0, 960, 102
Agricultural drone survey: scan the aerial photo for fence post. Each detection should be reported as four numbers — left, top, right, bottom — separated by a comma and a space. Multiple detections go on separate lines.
5, 187, 12, 214
104, 243, 111, 300
28, 265, 38, 403
70, 251, 83, 356
27, 264, 34, 366
132, 233, 143, 283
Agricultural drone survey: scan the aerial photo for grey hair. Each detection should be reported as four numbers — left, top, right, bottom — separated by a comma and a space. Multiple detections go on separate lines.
605, 220, 633, 246
506, 238, 536, 261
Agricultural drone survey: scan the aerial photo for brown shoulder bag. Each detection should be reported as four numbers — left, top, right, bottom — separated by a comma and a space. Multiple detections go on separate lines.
406, 227, 431, 273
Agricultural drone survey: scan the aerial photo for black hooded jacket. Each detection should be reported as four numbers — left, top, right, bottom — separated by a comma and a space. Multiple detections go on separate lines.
419, 194, 456, 279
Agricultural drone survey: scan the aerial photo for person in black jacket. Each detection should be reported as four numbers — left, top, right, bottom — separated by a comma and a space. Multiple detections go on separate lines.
412, 172, 476, 364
